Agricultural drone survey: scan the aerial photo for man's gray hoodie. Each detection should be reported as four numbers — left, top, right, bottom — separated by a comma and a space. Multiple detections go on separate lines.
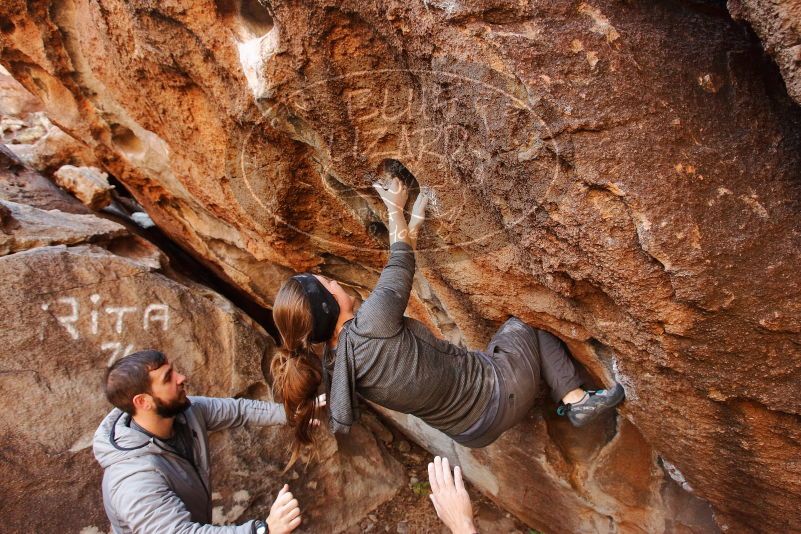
93, 396, 287, 534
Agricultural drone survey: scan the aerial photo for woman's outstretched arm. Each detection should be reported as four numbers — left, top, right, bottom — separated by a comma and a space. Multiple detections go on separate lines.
352, 178, 426, 337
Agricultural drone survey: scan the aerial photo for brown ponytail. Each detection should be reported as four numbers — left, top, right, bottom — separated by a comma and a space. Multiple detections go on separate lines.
271, 278, 323, 469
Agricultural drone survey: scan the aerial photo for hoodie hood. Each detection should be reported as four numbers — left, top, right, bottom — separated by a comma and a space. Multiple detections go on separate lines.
93, 408, 169, 469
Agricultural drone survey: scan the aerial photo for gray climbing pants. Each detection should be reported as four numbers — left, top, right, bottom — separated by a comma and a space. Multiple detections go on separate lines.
454, 317, 583, 448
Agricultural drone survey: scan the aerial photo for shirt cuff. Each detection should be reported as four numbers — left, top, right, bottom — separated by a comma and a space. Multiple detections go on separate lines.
390, 241, 413, 252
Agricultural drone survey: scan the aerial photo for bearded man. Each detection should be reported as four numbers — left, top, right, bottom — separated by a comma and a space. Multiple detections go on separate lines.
93, 350, 302, 534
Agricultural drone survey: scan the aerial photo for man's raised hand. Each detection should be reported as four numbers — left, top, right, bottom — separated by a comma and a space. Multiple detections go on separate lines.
266, 484, 301, 533
311, 393, 326, 427
428, 456, 477, 534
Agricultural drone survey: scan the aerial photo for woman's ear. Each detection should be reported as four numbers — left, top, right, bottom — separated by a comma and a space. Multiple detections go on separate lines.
334, 292, 350, 311
336, 287, 356, 313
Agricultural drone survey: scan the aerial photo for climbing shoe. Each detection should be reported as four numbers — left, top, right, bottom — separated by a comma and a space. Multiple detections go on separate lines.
557, 382, 625, 427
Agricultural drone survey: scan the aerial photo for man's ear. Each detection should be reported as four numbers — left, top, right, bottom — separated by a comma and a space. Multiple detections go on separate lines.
132, 393, 152, 413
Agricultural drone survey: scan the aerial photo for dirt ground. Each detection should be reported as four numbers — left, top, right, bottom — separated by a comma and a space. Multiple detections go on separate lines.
347, 413, 534, 534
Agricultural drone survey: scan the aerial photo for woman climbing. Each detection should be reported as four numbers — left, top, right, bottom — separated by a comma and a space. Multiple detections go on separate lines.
271, 174, 624, 463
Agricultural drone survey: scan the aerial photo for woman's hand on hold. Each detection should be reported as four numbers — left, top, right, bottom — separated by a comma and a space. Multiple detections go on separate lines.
373, 177, 408, 215
408, 190, 428, 247
374, 176, 412, 245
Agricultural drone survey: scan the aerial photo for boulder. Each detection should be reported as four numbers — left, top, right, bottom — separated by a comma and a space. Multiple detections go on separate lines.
0, 198, 124, 254
52, 165, 114, 210
0, 176, 404, 533
0, 146, 91, 214
11, 126, 100, 175
1, 1, 800, 532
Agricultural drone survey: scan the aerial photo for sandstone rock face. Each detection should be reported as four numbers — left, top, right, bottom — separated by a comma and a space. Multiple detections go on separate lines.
728, 0, 801, 106
0, 171, 403, 533
1, 1, 800, 532
0, 64, 41, 117
0, 64, 46, 144
0, 67, 98, 173
379, 406, 720, 534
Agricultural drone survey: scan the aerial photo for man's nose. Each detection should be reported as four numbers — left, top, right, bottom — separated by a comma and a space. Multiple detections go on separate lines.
177, 372, 186, 384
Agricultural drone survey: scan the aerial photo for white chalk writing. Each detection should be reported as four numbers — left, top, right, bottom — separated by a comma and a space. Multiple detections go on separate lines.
39, 296, 172, 365
105, 306, 137, 334
143, 304, 170, 331
102, 342, 135, 366
48, 297, 80, 340
90, 294, 101, 334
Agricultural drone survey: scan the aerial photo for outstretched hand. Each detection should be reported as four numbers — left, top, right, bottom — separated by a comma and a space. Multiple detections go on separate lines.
428, 456, 477, 534
266, 484, 301, 533
408, 190, 428, 245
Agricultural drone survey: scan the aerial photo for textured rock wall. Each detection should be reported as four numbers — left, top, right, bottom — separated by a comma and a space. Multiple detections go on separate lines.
0, 65, 98, 173
728, 0, 801, 105
1, 1, 800, 532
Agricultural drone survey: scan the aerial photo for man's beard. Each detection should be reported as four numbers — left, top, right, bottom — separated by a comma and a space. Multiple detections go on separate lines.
153, 392, 191, 418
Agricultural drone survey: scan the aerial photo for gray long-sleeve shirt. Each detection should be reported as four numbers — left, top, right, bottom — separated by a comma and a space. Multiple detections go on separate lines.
324, 242, 496, 437
93, 396, 286, 533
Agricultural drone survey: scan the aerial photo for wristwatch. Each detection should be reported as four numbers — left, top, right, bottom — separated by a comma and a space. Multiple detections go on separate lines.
253, 519, 268, 534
